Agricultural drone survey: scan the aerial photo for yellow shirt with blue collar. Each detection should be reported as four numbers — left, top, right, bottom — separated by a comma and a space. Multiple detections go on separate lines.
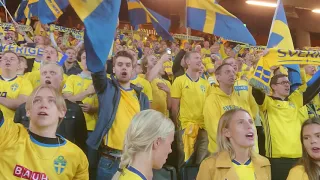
0, 118, 89, 179
119, 166, 147, 180
106, 86, 140, 150
232, 159, 255, 180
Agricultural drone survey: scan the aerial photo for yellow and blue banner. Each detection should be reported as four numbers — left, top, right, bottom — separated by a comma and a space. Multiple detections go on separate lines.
187, 0, 256, 45
127, 0, 173, 41
0, 43, 68, 66
14, 0, 28, 21
38, 0, 69, 24
69, 0, 121, 73
267, 0, 301, 91
249, 48, 320, 94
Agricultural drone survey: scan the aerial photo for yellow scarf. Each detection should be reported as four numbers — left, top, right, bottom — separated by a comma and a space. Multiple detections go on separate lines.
250, 48, 320, 94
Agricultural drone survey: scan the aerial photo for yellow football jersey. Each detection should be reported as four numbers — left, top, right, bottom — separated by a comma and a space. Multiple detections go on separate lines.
151, 78, 171, 117
0, 118, 89, 180
202, 57, 214, 73
232, 159, 255, 180
0, 76, 33, 120
107, 88, 140, 150
62, 75, 99, 131
131, 75, 153, 102
260, 90, 303, 158
163, 61, 173, 76
31, 60, 41, 72
203, 83, 258, 153
27, 70, 68, 90
119, 166, 147, 180
201, 48, 211, 56
171, 74, 210, 129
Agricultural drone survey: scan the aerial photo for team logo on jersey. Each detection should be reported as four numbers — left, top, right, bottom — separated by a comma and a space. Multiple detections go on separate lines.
289, 102, 295, 108
54, 156, 67, 175
77, 82, 82, 86
11, 83, 19, 92
200, 85, 206, 93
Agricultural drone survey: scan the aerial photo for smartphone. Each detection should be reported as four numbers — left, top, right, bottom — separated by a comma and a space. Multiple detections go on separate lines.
76, 101, 83, 105
166, 48, 172, 55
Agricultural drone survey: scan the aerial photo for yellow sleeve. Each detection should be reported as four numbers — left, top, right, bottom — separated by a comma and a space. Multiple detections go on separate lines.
287, 166, 307, 180
260, 96, 271, 112
0, 118, 20, 149
62, 74, 69, 86
73, 150, 89, 180
203, 94, 221, 153
142, 80, 153, 102
62, 76, 75, 94
165, 80, 172, 90
196, 158, 214, 180
202, 57, 214, 70
171, 77, 182, 98
20, 79, 33, 96
289, 90, 304, 109
248, 86, 258, 119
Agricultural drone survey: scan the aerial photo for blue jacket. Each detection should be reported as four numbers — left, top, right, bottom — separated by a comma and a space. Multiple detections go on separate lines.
86, 71, 149, 150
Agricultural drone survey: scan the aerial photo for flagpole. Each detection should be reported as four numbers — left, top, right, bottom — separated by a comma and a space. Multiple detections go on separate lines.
0, 0, 17, 24
185, 2, 189, 42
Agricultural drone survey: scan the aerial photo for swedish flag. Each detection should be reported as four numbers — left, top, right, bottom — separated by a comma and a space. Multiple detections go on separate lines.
127, 0, 173, 41
24, 0, 39, 18
38, 0, 69, 24
267, 0, 301, 91
69, 0, 121, 73
14, 0, 28, 21
187, 0, 256, 45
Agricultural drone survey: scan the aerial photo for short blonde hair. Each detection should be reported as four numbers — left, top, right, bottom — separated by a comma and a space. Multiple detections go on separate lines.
216, 108, 253, 159
26, 85, 66, 123
113, 110, 174, 179
40, 61, 64, 77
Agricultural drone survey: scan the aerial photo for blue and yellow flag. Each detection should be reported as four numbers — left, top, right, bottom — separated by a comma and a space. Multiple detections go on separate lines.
267, 0, 301, 91
14, 0, 28, 21
69, 0, 121, 73
127, 0, 173, 41
38, 0, 69, 24
187, 0, 256, 45
24, 0, 39, 18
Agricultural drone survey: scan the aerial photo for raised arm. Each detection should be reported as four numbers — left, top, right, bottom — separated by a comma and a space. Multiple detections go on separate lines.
251, 87, 266, 106
172, 50, 186, 75
303, 70, 320, 105
91, 70, 109, 94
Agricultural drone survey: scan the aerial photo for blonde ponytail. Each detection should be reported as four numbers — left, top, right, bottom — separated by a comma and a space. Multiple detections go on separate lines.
112, 110, 174, 180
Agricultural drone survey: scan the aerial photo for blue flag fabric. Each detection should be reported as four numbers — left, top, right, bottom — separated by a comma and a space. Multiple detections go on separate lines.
14, 0, 28, 21
69, 0, 121, 73
127, 0, 173, 41
38, 0, 69, 24
186, 0, 256, 45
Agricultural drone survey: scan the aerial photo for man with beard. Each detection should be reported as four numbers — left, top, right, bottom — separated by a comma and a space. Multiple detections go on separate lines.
86, 50, 149, 179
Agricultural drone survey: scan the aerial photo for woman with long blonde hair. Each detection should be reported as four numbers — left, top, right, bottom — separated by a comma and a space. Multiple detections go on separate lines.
112, 109, 175, 180
287, 118, 320, 180
197, 109, 271, 180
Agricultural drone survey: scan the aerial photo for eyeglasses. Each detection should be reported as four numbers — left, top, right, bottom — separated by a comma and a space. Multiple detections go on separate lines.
275, 81, 291, 85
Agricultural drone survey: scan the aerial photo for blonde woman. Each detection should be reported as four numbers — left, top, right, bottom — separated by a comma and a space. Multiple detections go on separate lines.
112, 110, 175, 180
197, 109, 271, 180
287, 118, 320, 180
0, 85, 88, 179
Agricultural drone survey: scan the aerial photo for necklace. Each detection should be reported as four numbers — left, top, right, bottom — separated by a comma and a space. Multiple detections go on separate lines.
30, 135, 61, 160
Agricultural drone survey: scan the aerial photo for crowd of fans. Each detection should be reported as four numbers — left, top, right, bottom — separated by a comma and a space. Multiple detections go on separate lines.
0, 20, 320, 180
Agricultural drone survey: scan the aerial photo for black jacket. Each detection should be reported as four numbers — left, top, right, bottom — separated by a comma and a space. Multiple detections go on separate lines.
14, 99, 88, 153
